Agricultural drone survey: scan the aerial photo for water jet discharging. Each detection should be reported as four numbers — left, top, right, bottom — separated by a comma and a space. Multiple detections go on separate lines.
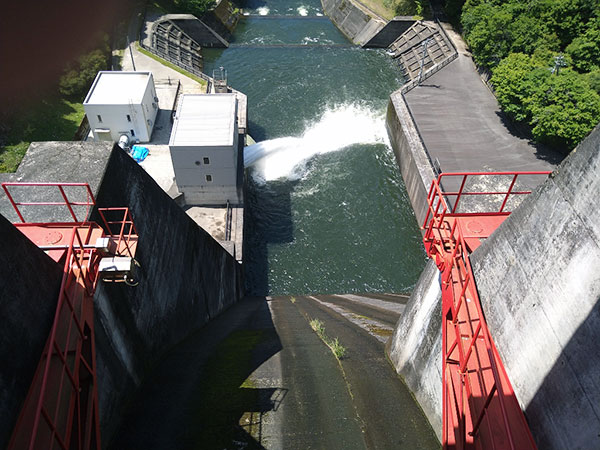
244, 104, 389, 182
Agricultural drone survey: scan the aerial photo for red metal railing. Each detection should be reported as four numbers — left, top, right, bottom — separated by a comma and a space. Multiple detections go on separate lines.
422, 172, 550, 450
2, 182, 96, 223
3, 182, 138, 450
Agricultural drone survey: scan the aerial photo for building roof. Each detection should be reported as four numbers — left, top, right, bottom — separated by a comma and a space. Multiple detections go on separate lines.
84, 71, 152, 105
169, 94, 237, 147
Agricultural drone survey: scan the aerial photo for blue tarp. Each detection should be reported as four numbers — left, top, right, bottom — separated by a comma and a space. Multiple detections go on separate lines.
130, 145, 149, 163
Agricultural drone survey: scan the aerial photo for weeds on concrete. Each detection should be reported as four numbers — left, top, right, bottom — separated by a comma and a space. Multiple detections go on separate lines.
309, 318, 347, 360
290, 296, 296, 304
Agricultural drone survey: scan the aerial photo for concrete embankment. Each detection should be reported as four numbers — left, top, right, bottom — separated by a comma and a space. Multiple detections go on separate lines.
0, 142, 244, 446
321, 0, 385, 46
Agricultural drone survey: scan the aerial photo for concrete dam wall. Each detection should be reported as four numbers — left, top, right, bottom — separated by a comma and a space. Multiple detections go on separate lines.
321, 0, 386, 46
387, 124, 600, 448
0, 143, 244, 447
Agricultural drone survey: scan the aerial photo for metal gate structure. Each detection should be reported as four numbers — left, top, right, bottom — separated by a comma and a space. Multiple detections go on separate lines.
422, 172, 550, 450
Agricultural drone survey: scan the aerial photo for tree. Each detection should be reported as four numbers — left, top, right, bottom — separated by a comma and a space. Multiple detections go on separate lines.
530, 70, 600, 149
565, 19, 600, 72
491, 53, 549, 122
59, 49, 109, 100
462, 3, 512, 69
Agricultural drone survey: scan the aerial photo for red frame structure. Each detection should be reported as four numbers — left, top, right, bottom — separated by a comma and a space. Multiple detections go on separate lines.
422, 172, 550, 450
3, 182, 138, 450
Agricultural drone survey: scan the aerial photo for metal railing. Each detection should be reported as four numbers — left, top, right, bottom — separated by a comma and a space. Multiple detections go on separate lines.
4, 182, 139, 450
2, 182, 96, 223
421, 172, 550, 449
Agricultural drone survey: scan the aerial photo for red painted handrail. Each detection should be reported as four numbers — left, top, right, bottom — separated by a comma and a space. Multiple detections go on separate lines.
422, 172, 550, 449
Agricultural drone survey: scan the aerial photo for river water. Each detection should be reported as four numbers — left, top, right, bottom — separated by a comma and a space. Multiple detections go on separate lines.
203, 0, 426, 296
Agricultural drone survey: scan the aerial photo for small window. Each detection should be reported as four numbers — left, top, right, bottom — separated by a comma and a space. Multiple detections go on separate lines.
206, 175, 213, 182
127, 114, 131, 122
97, 115, 102, 123
203, 157, 210, 165
130, 129, 135, 137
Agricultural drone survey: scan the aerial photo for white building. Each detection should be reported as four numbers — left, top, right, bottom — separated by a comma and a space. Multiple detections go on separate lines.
84, 71, 158, 143
169, 94, 242, 205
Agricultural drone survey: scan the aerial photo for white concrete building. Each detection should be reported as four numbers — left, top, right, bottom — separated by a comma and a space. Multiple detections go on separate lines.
84, 71, 158, 143
169, 94, 242, 205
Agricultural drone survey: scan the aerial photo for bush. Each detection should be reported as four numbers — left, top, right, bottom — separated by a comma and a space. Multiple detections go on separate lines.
530, 70, 600, 149
59, 49, 109, 100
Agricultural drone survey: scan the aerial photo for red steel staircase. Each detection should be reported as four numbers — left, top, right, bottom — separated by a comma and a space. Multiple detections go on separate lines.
2, 182, 138, 450
422, 172, 550, 450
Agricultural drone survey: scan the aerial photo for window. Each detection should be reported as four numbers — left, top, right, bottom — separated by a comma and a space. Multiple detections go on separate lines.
130, 129, 135, 137
97, 115, 102, 123
206, 175, 213, 182
203, 157, 210, 165
127, 114, 131, 122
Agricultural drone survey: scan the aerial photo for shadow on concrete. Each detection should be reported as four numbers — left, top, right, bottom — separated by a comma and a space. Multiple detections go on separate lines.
525, 297, 600, 449
243, 176, 295, 295
108, 297, 284, 450
493, 111, 564, 166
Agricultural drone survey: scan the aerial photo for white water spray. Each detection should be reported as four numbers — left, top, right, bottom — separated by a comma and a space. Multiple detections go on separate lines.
244, 104, 389, 182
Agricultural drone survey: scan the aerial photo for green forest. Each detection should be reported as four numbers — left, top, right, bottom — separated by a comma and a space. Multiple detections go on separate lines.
447, 0, 600, 151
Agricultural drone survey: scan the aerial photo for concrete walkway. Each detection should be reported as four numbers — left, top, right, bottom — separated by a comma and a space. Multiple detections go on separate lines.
404, 38, 562, 174
109, 295, 439, 449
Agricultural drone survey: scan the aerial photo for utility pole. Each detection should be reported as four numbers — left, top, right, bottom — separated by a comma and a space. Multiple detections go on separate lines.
127, 36, 136, 71
418, 38, 433, 84
552, 54, 566, 75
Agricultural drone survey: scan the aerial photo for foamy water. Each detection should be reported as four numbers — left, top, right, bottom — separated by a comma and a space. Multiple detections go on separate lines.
244, 104, 390, 182
257, 6, 270, 15
297, 6, 308, 15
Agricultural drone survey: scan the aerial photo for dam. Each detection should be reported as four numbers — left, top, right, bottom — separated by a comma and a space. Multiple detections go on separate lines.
2, 0, 600, 448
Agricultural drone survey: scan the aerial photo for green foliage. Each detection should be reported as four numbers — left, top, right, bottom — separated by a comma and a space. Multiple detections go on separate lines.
491, 53, 549, 122
457, 0, 600, 150
309, 318, 347, 360
587, 69, 600, 95
530, 70, 600, 148
566, 19, 600, 72
382, 0, 426, 17
157, 0, 215, 17
0, 97, 84, 172
492, 56, 600, 150
59, 49, 109, 100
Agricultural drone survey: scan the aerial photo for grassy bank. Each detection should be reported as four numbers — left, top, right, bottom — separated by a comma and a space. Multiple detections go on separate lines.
0, 97, 85, 172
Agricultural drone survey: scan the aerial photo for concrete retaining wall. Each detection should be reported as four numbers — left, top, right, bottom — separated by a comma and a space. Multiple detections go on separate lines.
0, 215, 63, 448
90, 147, 244, 443
321, 0, 385, 45
385, 259, 442, 442
470, 124, 600, 450
385, 90, 437, 227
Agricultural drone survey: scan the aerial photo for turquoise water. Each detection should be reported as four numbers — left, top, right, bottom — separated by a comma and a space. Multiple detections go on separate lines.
203, 0, 426, 295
